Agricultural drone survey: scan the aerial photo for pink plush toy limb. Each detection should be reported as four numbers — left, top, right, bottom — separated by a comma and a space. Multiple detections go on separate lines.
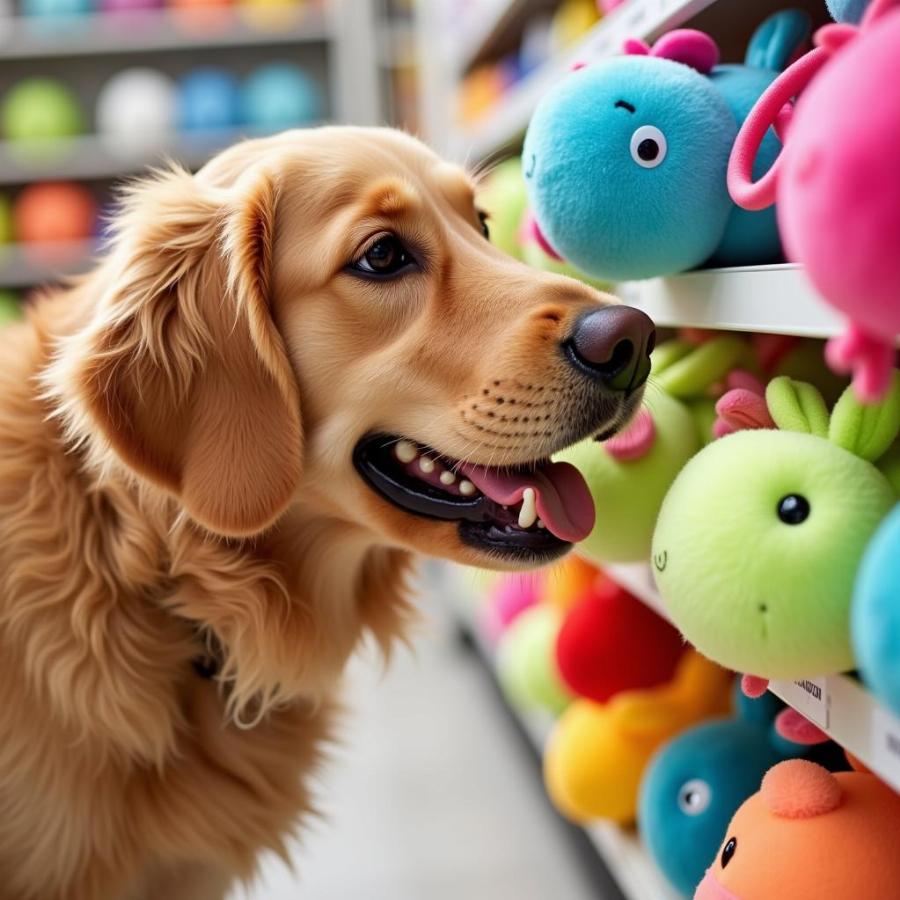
604, 407, 656, 460
825, 325, 897, 404
727, 47, 830, 211
775, 708, 830, 745
741, 674, 770, 699
521, 210, 563, 261
713, 388, 775, 437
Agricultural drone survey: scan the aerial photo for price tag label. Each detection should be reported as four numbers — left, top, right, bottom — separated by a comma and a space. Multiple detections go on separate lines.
771, 676, 830, 729
871, 708, 900, 791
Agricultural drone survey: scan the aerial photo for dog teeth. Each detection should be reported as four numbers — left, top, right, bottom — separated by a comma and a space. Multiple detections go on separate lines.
459, 479, 476, 496
518, 488, 537, 529
395, 440, 418, 464
439, 471, 456, 485
537, 519, 545, 529
418, 457, 435, 474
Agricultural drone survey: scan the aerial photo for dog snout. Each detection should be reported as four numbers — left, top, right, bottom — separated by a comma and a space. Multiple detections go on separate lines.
563, 306, 655, 392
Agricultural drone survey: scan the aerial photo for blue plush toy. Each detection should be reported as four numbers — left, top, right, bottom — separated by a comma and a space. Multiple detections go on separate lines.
522, 11, 810, 280
638, 690, 800, 898
852, 504, 900, 718
826, 0, 870, 22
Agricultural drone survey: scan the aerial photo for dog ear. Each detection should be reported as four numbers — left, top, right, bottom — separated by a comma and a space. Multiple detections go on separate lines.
72, 166, 302, 537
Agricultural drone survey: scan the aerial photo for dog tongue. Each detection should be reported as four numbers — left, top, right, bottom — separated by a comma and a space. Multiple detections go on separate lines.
457, 460, 595, 543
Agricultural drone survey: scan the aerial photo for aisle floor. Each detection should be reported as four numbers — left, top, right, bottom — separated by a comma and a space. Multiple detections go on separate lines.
229, 596, 599, 900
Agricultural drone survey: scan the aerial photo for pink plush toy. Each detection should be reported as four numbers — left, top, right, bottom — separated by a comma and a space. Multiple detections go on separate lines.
481, 572, 544, 645
728, 0, 900, 403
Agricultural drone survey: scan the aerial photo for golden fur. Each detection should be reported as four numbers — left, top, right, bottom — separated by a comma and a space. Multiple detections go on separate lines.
0, 127, 623, 899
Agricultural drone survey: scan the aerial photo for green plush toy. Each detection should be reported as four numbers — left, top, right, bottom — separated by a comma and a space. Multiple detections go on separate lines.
476, 158, 529, 260
496, 604, 572, 714
0, 291, 22, 326
653, 373, 900, 680
557, 335, 749, 563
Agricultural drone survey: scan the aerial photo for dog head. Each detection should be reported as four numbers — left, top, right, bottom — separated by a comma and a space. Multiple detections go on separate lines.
58, 128, 653, 569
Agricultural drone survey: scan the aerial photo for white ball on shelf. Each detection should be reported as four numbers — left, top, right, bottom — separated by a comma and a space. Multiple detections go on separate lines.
95, 68, 177, 157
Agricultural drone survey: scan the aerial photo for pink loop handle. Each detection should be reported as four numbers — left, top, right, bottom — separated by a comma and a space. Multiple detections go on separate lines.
727, 47, 830, 211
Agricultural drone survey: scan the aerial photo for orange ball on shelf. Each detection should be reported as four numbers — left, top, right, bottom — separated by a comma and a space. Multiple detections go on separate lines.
14, 182, 96, 260
168, 0, 234, 34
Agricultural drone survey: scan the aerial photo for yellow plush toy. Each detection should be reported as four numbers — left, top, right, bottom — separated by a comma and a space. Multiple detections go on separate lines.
544, 650, 732, 824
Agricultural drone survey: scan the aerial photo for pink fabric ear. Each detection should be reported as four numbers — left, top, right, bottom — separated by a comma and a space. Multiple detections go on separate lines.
825, 324, 897, 403
714, 388, 776, 437
649, 30, 719, 74
604, 408, 656, 460
775, 708, 829, 745
728, 47, 830, 211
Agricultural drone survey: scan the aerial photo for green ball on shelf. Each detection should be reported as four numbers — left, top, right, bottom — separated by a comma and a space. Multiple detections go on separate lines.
0, 291, 23, 326
495, 604, 571, 715
1, 79, 85, 156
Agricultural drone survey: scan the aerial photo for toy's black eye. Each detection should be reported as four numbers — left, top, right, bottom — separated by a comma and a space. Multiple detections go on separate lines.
721, 837, 737, 868
630, 125, 667, 169
350, 234, 416, 278
478, 210, 490, 240
777, 494, 810, 525
678, 779, 712, 816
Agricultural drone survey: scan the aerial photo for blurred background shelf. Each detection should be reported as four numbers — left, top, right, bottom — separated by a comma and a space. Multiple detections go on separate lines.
619, 264, 847, 339
0, 8, 331, 60
0, 240, 97, 288
0, 131, 251, 184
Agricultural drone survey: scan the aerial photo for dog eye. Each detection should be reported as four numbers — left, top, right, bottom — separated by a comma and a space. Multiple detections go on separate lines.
478, 211, 490, 240
350, 234, 416, 278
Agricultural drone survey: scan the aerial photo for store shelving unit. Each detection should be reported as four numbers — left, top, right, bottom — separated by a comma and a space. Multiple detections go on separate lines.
0, 0, 386, 292
0, 240, 98, 288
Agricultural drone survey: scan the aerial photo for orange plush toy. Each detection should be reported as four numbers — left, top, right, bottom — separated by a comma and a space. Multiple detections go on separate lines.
696, 759, 900, 899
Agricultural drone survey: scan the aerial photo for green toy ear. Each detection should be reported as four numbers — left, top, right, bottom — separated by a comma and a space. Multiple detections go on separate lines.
653, 336, 747, 399
766, 377, 830, 437
829, 371, 900, 462
650, 339, 692, 378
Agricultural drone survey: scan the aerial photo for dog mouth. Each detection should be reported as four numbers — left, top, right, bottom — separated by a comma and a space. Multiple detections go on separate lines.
353, 434, 596, 561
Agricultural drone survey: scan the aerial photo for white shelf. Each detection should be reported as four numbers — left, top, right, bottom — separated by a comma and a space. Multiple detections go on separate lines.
619, 264, 846, 339
447, 0, 721, 160
605, 563, 900, 794
0, 130, 250, 184
0, 8, 330, 60
430, 561, 682, 900
0, 240, 96, 289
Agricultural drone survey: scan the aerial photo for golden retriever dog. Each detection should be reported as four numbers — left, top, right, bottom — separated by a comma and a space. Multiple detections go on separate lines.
0, 127, 654, 899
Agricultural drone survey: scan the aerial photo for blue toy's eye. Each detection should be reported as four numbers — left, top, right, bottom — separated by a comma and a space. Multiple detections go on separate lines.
678, 779, 711, 816
630, 125, 667, 169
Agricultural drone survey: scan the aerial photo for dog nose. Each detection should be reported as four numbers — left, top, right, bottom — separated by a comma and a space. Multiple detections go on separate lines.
565, 306, 656, 391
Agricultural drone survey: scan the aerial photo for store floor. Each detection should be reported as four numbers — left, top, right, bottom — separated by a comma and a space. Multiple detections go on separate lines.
229, 588, 598, 900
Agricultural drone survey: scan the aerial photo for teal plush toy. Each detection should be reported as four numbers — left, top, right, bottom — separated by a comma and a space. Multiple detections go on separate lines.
653, 374, 900, 680
522, 11, 809, 280
852, 503, 900, 717
826, 0, 870, 22
558, 335, 749, 563
639, 690, 801, 898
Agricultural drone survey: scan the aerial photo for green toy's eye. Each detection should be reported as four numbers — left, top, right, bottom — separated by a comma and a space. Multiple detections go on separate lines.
678, 779, 711, 816
777, 494, 811, 525
721, 837, 737, 868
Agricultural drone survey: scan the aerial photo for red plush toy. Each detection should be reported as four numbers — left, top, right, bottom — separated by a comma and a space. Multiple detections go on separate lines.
556, 577, 687, 703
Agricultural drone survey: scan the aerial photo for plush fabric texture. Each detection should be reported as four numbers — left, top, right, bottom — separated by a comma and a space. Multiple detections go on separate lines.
555, 579, 686, 702
545, 650, 731, 824
640, 692, 791, 897
496, 605, 572, 714
852, 503, 900, 717
524, 55, 735, 280
760, 759, 843, 818
653, 427, 896, 679
561, 390, 700, 562
696, 762, 900, 900
481, 571, 544, 644
523, 11, 807, 280
477, 157, 528, 260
